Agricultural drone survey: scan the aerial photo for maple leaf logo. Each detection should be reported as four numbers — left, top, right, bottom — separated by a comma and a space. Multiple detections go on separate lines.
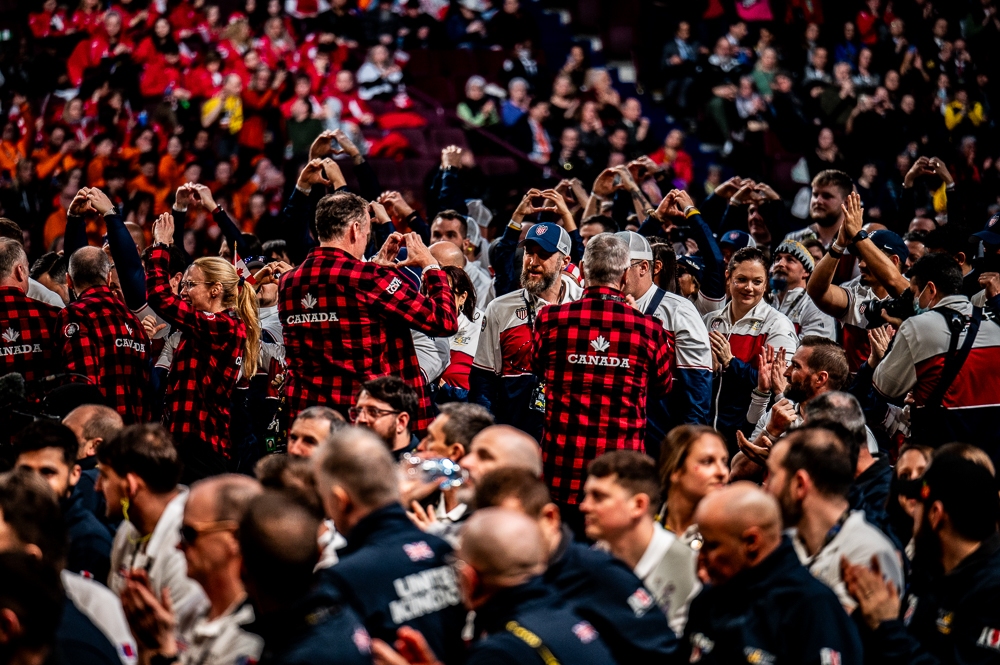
2, 327, 19, 344
301, 293, 317, 309
590, 335, 610, 353
124, 323, 133, 335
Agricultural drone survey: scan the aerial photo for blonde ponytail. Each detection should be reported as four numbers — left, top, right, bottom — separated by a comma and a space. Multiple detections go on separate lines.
192, 256, 262, 376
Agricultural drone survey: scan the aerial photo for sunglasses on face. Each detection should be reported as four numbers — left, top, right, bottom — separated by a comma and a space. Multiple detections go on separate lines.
179, 520, 238, 546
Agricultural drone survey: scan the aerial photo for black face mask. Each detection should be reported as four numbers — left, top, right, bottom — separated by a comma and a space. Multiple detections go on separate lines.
912, 509, 944, 579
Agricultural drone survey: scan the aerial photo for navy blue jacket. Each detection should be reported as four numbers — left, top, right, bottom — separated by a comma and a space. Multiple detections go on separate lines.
682, 538, 863, 664
858, 534, 1000, 664
63, 490, 113, 584
468, 577, 618, 665
57, 597, 121, 665
248, 581, 373, 665
544, 526, 679, 662
321, 504, 465, 663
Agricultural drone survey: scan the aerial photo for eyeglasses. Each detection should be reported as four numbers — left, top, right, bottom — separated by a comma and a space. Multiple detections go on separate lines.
179, 280, 213, 291
348, 405, 401, 421
179, 520, 238, 546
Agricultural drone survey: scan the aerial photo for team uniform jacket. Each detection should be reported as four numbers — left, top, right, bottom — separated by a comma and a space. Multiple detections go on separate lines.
839, 277, 881, 372
147, 247, 246, 456
635, 284, 713, 452
470, 275, 582, 440
321, 504, 465, 664
874, 295, 1000, 455
249, 580, 373, 665
277, 247, 457, 429
467, 577, 617, 665
56, 285, 150, 423
858, 534, 1000, 665
0, 285, 59, 384
440, 309, 483, 390
682, 539, 863, 664
532, 286, 673, 505
703, 299, 798, 447
544, 525, 679, 662
772, 287, 837, 341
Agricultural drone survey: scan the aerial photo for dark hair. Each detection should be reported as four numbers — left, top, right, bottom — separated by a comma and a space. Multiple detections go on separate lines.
727, 246, 769, 273
0, 218, 24, 242
13, 421, 78, 466
649, 241, 677, 292
30, 252, 67, 283
811, 169, 853, 197
96, 424, 182, 494
314, 191, 368, 242
0, 552, 64, 652
262, 239, 288, 259
659, 425, 726, 496
908, 252, 963, 296
433, 210, 468, 238
475, 467, 551, 517
920, 453, 1000, 541
779, 427, 854, 498
922, 224, 978, 261
359, 376, 418, 423
802, 391, 867, 472
588, 450, 661, 513
254, 454, 326, 520
580, 215, 618, 234
438, 403, 494, 447
295, 405, 346, 427
903, 230, 928, 245
240, 491, 321, 602
142, 244, 188, 276
442, 265, 476, 319
0, 469, 68, 569
799, 336, 850, 391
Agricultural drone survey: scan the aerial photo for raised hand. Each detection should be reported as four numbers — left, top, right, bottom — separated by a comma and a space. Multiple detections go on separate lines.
441, 145, 462, 169
152, 212, 175, 245
190, 184, 218, 211
331, 128, 361, 159
841, 190, 864, 240
771, 347, 788, 396
379, 190, 415, 221
297, 158, 332, 191
867, 325, 895, 368
309, 130, 341, 160
369, 201, 392, 225
174, 183, 195, 210
141, 315, 167, 338
540, 189, 571, 218
757, 344, 775, 392
85, 188, 115, 215
373, 232, 404, 267
395, 232, 436, 269
69, 188, 95, 215
767, 398, 798, 436
321, 157, 347, 189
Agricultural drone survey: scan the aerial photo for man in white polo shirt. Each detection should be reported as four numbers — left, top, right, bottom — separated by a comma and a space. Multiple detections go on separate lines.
764, 426, 902, 612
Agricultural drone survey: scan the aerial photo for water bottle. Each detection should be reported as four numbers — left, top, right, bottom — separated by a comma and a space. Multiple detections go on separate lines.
400, 454, 468, 490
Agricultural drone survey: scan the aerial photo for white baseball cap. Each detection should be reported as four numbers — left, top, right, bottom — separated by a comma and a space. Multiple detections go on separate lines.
615, 231, 654, 262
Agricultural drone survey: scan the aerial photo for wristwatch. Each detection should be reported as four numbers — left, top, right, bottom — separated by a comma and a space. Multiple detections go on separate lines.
851, 229, 869, 245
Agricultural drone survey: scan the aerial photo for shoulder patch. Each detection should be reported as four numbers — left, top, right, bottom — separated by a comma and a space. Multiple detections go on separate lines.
402, 541, 435, 562
63, 323, 79, 338
386, 276, 402, 294
627, 587, 654, 617
352, 627, 372, 654
571, 621, 598, 644
481, 315, 488, 332
819, 648, 842, 665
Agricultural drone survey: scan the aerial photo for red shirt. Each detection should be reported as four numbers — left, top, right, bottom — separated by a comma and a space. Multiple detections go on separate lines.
0, 286, 59, 385
55, 285, 150, 423
277, 244, 458, 426
532, 286, 674, 505
147, 247, 246, 455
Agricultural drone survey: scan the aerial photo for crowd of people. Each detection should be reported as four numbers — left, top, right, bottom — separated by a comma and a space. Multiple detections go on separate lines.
2, 0, 1000, 663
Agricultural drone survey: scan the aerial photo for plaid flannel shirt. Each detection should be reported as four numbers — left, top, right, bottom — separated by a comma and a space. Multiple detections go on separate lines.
278, 247, 457, 425
532, 286, 674, 505
55, 285, 150, 423
146, 247, 246, 456
0, 285, 59, 384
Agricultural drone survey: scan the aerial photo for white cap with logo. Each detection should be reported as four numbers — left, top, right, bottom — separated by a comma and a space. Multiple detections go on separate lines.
615, 231, 654, 262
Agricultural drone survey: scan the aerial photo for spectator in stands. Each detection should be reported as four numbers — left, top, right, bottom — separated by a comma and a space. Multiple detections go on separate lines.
457, 76, 499, 128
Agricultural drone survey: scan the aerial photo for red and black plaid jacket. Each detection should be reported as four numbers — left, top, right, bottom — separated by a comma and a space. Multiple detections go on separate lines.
146, 247, 246, 456
0, 285, 59, 385
55, 285, 150, 424
532, 286, 674, 505
278, 247, 457, 429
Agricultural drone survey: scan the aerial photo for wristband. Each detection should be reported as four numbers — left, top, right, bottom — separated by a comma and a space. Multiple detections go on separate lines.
423, 264, 442, 271
213, 204, 224, 215
103, 206, 118, 217
684, 206, 700, 218
752, 388, 772, 398
508, 220, 523, 231
151, 242, 170, 250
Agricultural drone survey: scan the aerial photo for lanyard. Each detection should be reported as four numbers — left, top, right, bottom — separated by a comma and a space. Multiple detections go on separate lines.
801, 508, 851, 567
506, 621, 561, 665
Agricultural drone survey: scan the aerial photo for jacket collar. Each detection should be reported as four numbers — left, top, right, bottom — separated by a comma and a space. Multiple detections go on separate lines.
716, 537, 800, 595
715, 297, 770, 326
74, 284, 117, 301
949, 533, 1000, 578
340, 503, 411, 555
474, 577, 554, 635
582, 285, 625, 301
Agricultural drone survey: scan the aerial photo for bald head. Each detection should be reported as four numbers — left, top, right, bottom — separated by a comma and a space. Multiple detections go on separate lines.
461, 425, 542, 489
63, 404, 123, 460
68, 246, 112, 292
190, 474, 263, 523
430, 241, 466, 268
459, 508, 545, 589
694, 482, 782, 585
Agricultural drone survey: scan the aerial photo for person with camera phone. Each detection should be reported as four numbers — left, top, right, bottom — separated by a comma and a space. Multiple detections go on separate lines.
805, 192, 910, 372
873, 251, 1000, 457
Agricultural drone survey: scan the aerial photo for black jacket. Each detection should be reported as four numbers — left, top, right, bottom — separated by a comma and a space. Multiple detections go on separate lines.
544, 525, 679, 662
248, 581, 372, 665
321, 504, 465, 663
468, 577, 618, 665
681, 538, 863, 664
859, 533, 1000, 664
63, 490, 113, 584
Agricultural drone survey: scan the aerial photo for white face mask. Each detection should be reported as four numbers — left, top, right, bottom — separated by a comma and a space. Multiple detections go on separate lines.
913, 285, 931, 315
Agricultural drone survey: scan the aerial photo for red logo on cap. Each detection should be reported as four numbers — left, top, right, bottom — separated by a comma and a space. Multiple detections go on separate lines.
535, 226, 548, 235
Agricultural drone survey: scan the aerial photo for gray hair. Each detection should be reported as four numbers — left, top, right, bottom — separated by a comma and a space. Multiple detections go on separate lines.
314, 426, 399, 509
802, 391, 867, 469
438, 403, 495, 448
582, 232, 630, 286
0, 239, 27, 282
295, 406, 346, 430
68, 246, 112, 291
